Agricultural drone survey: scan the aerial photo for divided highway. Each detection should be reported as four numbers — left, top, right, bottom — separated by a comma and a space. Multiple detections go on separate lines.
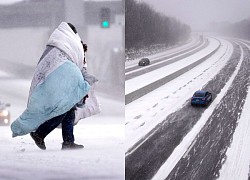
165, 42, 250, 180
125, 38, 220, 104
125, 37, 205, 74
126, 37, 250, 180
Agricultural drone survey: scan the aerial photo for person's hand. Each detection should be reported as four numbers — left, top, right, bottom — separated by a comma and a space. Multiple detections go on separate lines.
83, 94, 89, 103
83, 44, 87, 52
81, 42, 88, 52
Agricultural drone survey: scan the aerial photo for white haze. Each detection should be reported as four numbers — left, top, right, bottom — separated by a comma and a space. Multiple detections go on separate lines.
140, 0, 250, 31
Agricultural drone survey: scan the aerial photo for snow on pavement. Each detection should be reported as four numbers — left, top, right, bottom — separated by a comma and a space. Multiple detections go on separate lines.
125, 36, 199, 68
125, 38, 232, 151
125, 37, 220, 95
0, 71, 124, 180
125, 39, 206, 76
0, 77, 30, 122
0, 115, 124, 180
152, 42, 244, 180
218, 42, 250, 180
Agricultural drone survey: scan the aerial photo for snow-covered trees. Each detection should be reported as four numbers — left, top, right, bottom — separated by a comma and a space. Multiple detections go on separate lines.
125, 0, 191, 51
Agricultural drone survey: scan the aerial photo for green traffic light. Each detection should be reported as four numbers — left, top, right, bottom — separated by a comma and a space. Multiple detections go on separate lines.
102, 21, 109, 28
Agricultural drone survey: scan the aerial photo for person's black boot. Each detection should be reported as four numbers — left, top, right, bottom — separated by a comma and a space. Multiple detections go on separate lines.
30, 132, 46, 150
62, 142, 84, 150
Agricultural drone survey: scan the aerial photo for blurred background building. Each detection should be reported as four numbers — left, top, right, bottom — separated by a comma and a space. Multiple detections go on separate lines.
0, 0, 124, 98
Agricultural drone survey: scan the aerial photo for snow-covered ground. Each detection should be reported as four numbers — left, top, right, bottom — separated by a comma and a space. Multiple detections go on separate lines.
218, 41, 250, 180
125, 35, 200, 68
126, 37, 250, 179
152, 43, 244, 180
0, 72, 124, 180
125, 38, 233, 152
125, 37, 219, 95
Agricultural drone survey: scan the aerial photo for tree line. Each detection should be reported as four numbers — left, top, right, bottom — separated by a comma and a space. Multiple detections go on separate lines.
125, 0, 191, 51
210, 19, 250, 40
227, 19, 250, 40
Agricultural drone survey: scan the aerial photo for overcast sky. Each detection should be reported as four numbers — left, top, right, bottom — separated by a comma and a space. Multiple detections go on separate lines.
1, 0, 250, 31
139, 0, 250, 30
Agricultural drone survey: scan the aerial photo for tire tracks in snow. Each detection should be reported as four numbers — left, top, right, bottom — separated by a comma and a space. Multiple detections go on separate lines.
165, 41, 250, 180
126, 41, 229, 126
125, 39, 220, 105
125, 41, 240, 180
125, 39, 207, 78
125, 38, 202, 73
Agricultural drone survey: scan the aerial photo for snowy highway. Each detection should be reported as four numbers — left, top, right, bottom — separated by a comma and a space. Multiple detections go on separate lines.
165, 42, 250, 180
125, 37, 250, 180
125, 37, 220, 104
125, 37, 205, 76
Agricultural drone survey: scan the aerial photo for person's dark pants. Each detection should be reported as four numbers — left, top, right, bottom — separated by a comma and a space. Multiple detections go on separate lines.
35, 108, 75, 142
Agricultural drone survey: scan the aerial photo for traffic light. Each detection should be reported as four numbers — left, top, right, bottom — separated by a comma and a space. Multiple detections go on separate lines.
100, 8, 111, 28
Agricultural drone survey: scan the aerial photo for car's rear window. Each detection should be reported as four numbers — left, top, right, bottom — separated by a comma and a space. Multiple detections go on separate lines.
193, 92, 205, 97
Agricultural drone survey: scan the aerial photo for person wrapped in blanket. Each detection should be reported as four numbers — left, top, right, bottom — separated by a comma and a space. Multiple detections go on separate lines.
11, 22, 99, 150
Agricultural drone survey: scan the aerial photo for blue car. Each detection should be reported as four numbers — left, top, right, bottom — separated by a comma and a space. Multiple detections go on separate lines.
191, 90, 212, 106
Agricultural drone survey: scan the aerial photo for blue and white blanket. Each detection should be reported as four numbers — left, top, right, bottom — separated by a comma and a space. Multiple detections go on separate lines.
11, 22, 90, 137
